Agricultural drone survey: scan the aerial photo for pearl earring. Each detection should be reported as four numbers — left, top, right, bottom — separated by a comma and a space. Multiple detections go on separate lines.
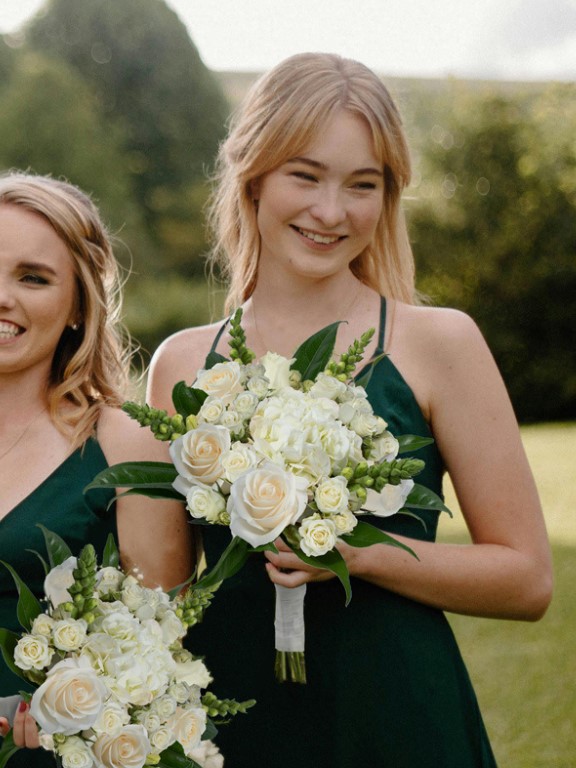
71, 323, 80, 331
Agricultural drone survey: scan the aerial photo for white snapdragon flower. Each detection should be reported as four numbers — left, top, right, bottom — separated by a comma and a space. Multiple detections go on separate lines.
44, 556, 76, 608
364, 479, 414, 517
186, 485, 227, 523
299, 514, 338, 556
314, 476, 350, 515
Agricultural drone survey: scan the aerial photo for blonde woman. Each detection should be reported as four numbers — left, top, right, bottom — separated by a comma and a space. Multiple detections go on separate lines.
0, 173, 192, 765
147, 53, 552, 767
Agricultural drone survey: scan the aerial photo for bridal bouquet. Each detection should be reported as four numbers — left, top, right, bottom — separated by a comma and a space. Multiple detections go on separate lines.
0, 526, 254, 768
87, 311, 449, 683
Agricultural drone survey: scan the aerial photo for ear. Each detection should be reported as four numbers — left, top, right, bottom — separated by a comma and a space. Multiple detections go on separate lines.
249, 178, 260, 202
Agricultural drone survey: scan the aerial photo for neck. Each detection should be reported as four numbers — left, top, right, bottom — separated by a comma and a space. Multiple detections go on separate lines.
0, 374, 50, 430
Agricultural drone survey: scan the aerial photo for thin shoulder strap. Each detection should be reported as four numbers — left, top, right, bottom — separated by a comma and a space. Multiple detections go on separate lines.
208, 317, 230, 354
375, 297, 387, 354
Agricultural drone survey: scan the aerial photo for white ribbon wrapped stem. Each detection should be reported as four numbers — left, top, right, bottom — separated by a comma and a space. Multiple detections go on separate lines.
274, 583, 306, 652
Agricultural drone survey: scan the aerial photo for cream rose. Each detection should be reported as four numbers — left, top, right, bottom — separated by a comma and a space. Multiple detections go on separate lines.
185, 486, 226, 523
57, 735, 94, 768
233, 391, 259, 419
149, 726, 177, 753
299, 514, 338, 556
260, 352, 295, 391
93, 724, 150, 768
96, 566, 125, 597
52, 618, 88, 652
194, 361, 243, 405
173, 657, 212, 688
332, 508, 359, 535
221, 443, 259, 483
246, 375, 270, 398
93, 701, 130, 737
14, 634, 54, 671
171, 425, 231, 490
364, 479, 414, 517
167, 706, 207, 756
370, 431, 399, 462
198, 396, 225, 424
309, 372, 348, 400
30, 657, 107, 735
228, 465, 308, 547
44, 556, 77, 608
314, 476, 350, 515
31, 614, 55, 638
188, 740, 224, 768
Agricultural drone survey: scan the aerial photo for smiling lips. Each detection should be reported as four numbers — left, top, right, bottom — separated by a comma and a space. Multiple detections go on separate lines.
0, 321, 22, 339
292, 225, 345, 245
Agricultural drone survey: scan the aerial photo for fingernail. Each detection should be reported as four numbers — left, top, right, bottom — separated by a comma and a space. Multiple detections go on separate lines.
18, 701, 27, 713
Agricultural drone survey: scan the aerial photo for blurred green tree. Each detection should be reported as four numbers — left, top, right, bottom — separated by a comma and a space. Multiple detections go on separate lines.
24, 0, 229, 275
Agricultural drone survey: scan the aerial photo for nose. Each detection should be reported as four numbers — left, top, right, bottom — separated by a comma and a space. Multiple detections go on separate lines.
0, 279, 16, 309
309, 187, 347, 228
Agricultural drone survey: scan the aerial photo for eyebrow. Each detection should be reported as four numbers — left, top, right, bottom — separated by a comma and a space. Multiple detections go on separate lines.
287, 157, 383, 176
19, 260, 59, 276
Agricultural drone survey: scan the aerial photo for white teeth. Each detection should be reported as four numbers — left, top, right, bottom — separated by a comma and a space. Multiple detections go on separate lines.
0, 322, 20, 338
297, 227, 341, 245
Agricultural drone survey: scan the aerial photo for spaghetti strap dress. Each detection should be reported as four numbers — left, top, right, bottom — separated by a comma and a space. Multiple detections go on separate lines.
0, 438, 117, 768
192, 297, 498, 768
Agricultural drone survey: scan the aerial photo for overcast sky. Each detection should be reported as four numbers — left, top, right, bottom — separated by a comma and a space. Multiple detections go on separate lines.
1, 0, 574, 80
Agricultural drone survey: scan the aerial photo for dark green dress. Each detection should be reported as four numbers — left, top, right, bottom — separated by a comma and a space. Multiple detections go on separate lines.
192, 298, 498, 767
0, 439, 117, 768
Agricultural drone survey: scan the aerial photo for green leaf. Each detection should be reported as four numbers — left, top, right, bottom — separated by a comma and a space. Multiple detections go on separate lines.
102, 534, 120, 568
354, 352, 387, 389
344, 520, 418, 558
159, 740, 202, 768
406, 483, 452, 516
36, 524, 72, 568
0, 563, 42, 631
291, 546, 352, 606
291, 322, 341, 380
112, 487, 184, 502
0, 628, 28, 684
202, 718, 218, 741
25, 549, 49, 577
194, 536, 251, 591
85, 461, 178, 491
172, 381, 208, 417
397, 434, 435, 453
0, 730, 21, 768
204, 351, 228, 369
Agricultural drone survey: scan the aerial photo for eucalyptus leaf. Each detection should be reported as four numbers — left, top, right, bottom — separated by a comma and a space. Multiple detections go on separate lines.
397, 434, 435, 453
0, 628, 27, 683
172, 381, 208, 417
292, 546, 352, 606
84, 461, 178, 491
406, 483, 452, 516
195, 536, 251, 591
291, 322, 341, 380
36, 523, 72, 568
344, 520, 419, 558
0, 563, 41, 631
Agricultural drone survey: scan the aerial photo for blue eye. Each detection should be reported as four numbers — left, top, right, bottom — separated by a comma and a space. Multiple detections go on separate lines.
21, 273, 49, 285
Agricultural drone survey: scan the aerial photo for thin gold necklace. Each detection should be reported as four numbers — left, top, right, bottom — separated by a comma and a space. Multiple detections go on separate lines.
0, 408, 47, 463
250, 282, 364, 355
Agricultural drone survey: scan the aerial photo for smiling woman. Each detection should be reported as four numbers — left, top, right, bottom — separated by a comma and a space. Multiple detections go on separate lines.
0, 172, 192, 767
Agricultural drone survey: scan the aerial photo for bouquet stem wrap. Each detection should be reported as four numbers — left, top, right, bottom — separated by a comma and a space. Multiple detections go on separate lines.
274, 584, 307, 683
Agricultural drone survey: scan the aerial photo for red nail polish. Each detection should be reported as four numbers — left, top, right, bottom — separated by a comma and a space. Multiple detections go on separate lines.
18, 701, 27, 713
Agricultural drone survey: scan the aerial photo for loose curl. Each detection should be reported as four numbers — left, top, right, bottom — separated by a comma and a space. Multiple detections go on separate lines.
0, 172, 133, 448
207, 52, 418, 314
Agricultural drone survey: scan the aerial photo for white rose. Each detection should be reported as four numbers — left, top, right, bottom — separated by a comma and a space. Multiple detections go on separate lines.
219, 408, 244, 436
173, 657, 212, 689
44, 556, 77, 608
309, 373, 347, 400
246, 375, 270, 398
233, 391, 259, 419
159, 610, 186, 646
260, 352, 295, 391
370, 431, 399, 462
96, 567, 125, 597
299, 515, 338, 556
150, 693, 178, 720
149, 726, 177, 753
93, 724, 150, 768
14, 634, 54, 671
221, 443, 259, 483
185, 485, 226, 523
332, 508, 358, 535
52, 619, 88, 652
57, 735, 94, 768
314, 476, 350, 515
133, 709, 162, 732
350, 410, 382, 438
188, 740, 225, 768
338, 397, 372, 425
167, 681, 191, 704
120, 576, 147, 612
30, 657, 107, 735
93, 701, 130, 737
194, 361, 244, 405
228, 465, 308, 547
364, 479, 414, 517
31, 614, 56, 637
198, 396, 225, 424
167, 706, 207, 756
170, 425, 231, 490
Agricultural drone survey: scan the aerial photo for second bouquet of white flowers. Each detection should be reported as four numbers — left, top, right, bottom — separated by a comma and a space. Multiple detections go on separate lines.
0, 526, 254, 768
88, 311, 450, 683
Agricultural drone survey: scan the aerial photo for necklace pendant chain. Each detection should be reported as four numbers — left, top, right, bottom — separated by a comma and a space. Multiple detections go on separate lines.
0, 407, 47, 463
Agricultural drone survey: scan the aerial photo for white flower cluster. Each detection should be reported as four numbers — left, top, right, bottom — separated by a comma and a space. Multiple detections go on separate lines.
171, 353, 414, 556
13, 559, 213, 768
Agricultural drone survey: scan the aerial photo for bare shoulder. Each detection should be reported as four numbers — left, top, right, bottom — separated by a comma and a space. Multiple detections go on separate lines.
96, 406, 172, 466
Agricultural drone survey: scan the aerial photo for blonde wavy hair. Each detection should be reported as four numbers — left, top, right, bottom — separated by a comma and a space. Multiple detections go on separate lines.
0, 172, 132, 448
207, 52, 417, 314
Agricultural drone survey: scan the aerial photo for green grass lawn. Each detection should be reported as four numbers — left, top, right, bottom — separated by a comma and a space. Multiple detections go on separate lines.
437, 422, 576, 766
